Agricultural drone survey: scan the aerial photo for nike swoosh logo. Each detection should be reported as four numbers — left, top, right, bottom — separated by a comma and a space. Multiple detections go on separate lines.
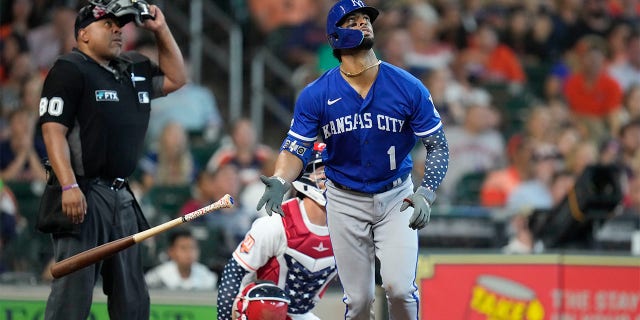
327, 98, 342, 105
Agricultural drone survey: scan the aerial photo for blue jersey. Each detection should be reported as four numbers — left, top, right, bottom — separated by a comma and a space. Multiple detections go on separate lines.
284, 62, 442, 193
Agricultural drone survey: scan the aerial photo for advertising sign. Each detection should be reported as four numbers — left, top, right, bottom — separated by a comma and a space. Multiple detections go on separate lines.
418, 254, 640, 320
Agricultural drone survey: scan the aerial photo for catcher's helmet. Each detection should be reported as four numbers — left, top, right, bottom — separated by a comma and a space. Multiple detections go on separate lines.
234, 281, 290, 320
292, 142, 327, 206
326, 0, 380, 49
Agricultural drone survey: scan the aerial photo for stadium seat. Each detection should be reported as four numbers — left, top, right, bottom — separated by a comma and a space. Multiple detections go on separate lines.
145, 185, 193, 217
451, 171, 487, 206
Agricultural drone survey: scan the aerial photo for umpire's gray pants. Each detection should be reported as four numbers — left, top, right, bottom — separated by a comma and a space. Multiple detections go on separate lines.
326, 178, 420, 320
45, 182, 149, 320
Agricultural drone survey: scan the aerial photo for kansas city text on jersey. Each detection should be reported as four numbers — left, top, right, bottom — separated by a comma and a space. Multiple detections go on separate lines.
321, 112, 405, 139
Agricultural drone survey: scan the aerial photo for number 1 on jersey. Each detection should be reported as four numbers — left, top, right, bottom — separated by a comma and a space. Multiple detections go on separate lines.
387, 146, 396, 170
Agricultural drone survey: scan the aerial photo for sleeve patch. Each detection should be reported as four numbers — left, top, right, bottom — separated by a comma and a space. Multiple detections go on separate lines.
240, 235, 255, 253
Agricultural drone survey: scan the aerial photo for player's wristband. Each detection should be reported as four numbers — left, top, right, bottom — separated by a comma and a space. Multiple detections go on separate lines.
62, 183, 79, 191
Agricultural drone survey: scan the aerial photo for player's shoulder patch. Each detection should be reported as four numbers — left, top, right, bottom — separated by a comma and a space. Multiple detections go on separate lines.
239, 234, 255, 253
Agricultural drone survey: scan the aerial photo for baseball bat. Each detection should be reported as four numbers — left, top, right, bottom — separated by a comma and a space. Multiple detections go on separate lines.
50, 194, 234, 279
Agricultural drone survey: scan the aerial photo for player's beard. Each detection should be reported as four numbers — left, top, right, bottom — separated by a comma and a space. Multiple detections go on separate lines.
356, 37, 374, 51
354, 37, 375, 50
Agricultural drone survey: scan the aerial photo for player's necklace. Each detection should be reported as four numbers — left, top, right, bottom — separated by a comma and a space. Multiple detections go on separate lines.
340, 60, 382, 77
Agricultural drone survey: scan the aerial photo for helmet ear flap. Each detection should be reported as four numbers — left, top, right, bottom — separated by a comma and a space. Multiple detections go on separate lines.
326, 0, 380, 49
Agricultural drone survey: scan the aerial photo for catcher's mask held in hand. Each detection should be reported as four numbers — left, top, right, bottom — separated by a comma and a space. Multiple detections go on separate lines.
292, 142, 327, 206
75, 0, 154, 36
234, 281, 290, 320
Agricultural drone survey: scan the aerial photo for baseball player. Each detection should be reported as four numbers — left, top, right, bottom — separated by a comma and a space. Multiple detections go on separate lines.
217, 143, 337, 320
38, 1, 185, 319
255, 1, 449, 319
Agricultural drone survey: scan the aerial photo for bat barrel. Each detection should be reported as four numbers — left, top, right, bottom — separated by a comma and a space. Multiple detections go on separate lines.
50, 236, 136, 278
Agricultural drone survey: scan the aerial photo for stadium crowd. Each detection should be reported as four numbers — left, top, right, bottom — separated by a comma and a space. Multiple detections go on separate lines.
0, 0, 639, 285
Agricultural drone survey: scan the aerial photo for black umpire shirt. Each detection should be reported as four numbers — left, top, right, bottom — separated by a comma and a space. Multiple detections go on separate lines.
39, 48, 164, 179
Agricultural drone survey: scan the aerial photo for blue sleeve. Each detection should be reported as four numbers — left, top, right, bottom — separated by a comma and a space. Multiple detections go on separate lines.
280, 84, 321, 168
410, 82, 442, 137
419, 128, 449, 192
216, 258, 249, 320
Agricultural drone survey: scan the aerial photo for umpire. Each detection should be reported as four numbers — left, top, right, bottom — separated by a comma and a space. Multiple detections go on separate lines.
38, 1, 186, 319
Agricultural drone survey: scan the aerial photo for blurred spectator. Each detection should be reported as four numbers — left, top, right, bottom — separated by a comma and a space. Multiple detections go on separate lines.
206, 118, 276, 211
137, 39, 223, 148
618, 120, 640, 178
605, 21, 633, 68
180, 160, 253, 248
0, 0, 32, 38
26, 4, 76, 72
554, 123, 584, 164
0, 50, 35, 115
619, 85, 640, 125
548, 0, 581, 59
0, 107, 46, 182
608, 31, 640, 92
524, 9, 554, 65
145, 228, 217, 290
549, 170, 577, 207
458, 22, 526, 88
247, 0, 318, 33
422, 67, 463, 125
573, 0, 615, 41
404, 3, 454, 77
502, 209, 535, 254
505, 145, 557, 215
137, 122, 197, 194
623, 175, 640, 215
379, 27, 411, 71
0, 32, 30, 85
608, 0, 640, 21
19, 73, 44, 116
502, 3, 553, 66
438, 100, 506, 204
443, 69, 495, 125
565, 140, 599, 176
563, 35, 624, 140
541, 62, 570, 106
436, 0, 475, 50
480, 135, 532, 207
0, 179, 19, 273
280, 1, 328, 69
501, 6, 530, 59
520, 105, 558, 148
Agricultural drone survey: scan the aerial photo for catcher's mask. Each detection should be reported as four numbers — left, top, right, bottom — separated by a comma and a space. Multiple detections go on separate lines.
75, 0, 154, 36
234, 281, 290, 320
292, 142, 327, 206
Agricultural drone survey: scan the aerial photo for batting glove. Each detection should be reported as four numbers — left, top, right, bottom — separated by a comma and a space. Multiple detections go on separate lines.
256, 175, 291, 217
400, 186, 436, 230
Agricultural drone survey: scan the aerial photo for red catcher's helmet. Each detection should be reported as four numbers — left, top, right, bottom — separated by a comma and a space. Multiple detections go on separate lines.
234, 281, 290, 320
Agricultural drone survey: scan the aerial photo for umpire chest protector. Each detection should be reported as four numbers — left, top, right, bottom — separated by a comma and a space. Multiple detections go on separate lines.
42, 49, 159, 178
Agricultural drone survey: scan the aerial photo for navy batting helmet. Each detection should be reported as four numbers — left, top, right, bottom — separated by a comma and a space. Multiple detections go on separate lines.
326, 0, 380, 49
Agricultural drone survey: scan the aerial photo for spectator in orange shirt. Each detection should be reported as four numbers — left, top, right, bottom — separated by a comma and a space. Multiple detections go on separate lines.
480, 135, 533, 207
459, 22, 526, 87
563, 35, 624, 140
